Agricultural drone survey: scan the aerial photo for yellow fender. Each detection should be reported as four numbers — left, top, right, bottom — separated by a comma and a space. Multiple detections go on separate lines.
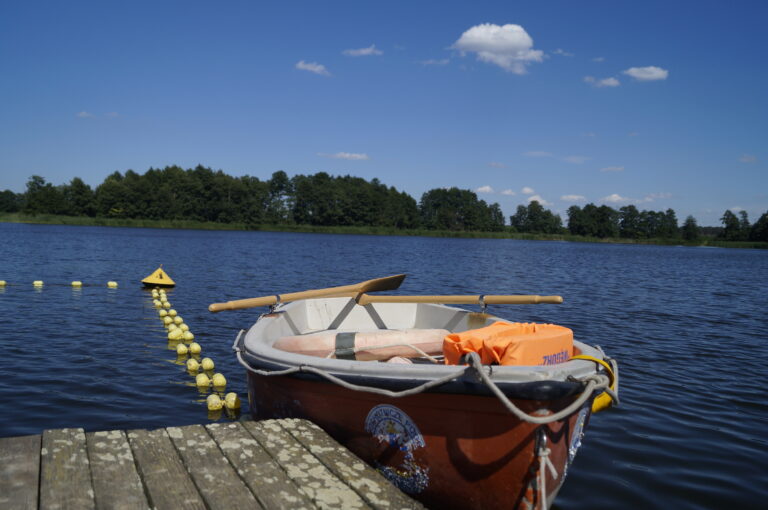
571, 354, 617, 413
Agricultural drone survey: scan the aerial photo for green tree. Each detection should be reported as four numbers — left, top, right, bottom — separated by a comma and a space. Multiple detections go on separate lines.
619, 205, 641, 238
749, 211, 768, 242
720, 210, 741, 240
510, 201, 561, 234
681, 215, 700, 241
0, 190, 22, 212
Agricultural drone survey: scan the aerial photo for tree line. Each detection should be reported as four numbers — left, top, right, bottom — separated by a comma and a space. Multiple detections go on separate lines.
1, 165, 766, 242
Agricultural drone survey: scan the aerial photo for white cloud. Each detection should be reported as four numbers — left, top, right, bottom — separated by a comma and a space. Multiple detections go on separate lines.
488, 161, 506, 168
342, 45, 383, 57
476, 185, 494, 193
584, 76, 620, 87
601, 166, 625, 172
76, 111, 94, 118
523, 151, 553, 158
602, 193, 629, 203
561, 194, 586, 202
501, 189, 516, 196
730, 206, 744, 213
527, 194, 551, 205
318, 152, 369, 160
642, 192, 671, 202
563, 155, 590, 164
592, 57, 605, 63
552, 48, 574, 57
522, 186, 535, 195
452, 23, 544, 74
623, 66, 669, 81
739, 154, 757, 163
296, 60, 330, 76
420, 58, 449, 66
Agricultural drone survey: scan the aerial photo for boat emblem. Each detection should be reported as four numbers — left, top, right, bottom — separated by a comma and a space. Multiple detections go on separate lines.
364, 404, 429, 494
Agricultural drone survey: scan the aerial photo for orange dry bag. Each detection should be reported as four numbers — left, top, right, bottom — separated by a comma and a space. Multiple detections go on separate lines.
443, 322, 573, 366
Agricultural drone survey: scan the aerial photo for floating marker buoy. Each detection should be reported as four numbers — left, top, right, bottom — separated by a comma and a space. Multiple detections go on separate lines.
163, 316, 173, 325
33, 280, 43, 287
195, 373, 210, 387
167, 323, 177, 331
107, 281, 118, 288
186, 358, 199, 372
188, 342, 201, 354
141, 265, 175, 288
176, 343, 188, 355
224, 392, 241, 410
201, 358, 214, 371
206, 394, 223, 411
211, 373, 226, 388
159, 309, 168, 317
0, 281, 6, 286
168, 329, 183, 341
168, 309, 177, 317
71, 281, 82, 287
183, 331, 194, 342
173, 316, 183, 325
162, 302, 171, 309
180, 324, 189, 332
154, 300, 162, 308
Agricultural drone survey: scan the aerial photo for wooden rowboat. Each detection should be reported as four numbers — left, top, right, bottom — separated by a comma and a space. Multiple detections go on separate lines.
210, 276, 618, 509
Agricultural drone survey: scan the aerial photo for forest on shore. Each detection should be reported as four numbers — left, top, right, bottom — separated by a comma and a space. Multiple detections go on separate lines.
1, 165, 767, 246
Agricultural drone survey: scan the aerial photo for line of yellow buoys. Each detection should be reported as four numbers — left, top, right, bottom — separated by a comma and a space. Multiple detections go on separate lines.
0, 280, 118, 287
152, 287, 241, 418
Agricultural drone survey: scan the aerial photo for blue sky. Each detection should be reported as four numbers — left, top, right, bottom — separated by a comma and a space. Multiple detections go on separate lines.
1, 0, 765, 225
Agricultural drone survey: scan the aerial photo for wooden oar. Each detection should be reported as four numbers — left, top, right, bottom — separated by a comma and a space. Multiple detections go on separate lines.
208, 274, 406, 313
355, 294, 563, 306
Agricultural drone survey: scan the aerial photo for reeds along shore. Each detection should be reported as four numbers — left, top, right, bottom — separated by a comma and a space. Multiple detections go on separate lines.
2, 213, 766, 249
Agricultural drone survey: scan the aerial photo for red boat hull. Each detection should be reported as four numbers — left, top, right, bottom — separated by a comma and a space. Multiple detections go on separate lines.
247, 372, 593, 509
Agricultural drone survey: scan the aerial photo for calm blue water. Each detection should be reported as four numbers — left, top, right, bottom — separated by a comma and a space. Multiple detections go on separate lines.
0, 223, 766, 509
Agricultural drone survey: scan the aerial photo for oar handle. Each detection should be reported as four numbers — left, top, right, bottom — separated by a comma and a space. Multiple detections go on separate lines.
356, 294, 563, 306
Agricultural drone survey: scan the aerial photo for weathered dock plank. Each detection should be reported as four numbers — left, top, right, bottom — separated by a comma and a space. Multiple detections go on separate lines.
86, 430, 149, 510
127, 428, 206, 510
281, 418, 425, 510
40, 428, 95, 510
0, 434, 40, 510
243, 419, 372, 510
207, 421, 315, 510
167, 424, 262, 510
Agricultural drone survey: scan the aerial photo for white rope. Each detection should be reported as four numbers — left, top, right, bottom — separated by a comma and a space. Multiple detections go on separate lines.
236, 349, 614, 424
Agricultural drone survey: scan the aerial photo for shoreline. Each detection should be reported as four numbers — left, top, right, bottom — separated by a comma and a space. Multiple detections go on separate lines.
1, 213, 766, 249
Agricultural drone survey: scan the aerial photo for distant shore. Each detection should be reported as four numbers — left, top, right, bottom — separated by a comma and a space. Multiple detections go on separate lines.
2, 212, 766, 249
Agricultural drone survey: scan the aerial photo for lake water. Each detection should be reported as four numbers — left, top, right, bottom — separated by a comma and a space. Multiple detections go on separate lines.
0, 222, 766, 509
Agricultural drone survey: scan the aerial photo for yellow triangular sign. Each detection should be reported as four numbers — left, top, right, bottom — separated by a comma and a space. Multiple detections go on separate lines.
141, 266, 176, 287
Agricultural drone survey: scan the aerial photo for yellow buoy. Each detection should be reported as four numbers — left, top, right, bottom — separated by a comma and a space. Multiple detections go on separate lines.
195, 373, 210, 387
206, 394, 223, 411
163, 316, 173, 325
180, 324, 189, 332
201, 358, 214, 371
176, 343, 188, 355
167, 323, 178, 331
224, 392, 241, 410
107, 281, 118, 288
211, 373, 226, 388
71, 281, 82, 287
153, 300, 162, 308
0, 281, 6, 286
159, 309, 168, 317
173, 316, 183, 325
141, 265, 175, 288
186, 358, 199, 372
33, 280, 43, 287
162, 302, 171, 309
189, 342, 201, 354
168, 309, 177, 317
183, 331, 194, 342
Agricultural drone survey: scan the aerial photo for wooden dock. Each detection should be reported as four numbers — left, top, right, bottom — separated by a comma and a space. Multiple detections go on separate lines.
0, 418, 424, 510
